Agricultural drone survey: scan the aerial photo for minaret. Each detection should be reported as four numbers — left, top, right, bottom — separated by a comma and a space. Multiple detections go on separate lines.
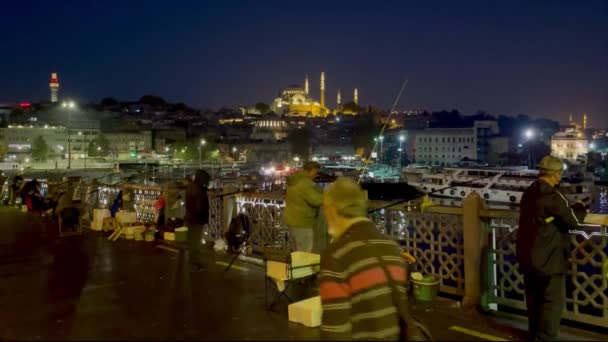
304, 74, 309, 95
354, 88, 359, 106
320, 72, 325, 113
337, 89, 341, 107
569, 114, 573, 124
49, 72, 59, 103
583, 114, 587, 130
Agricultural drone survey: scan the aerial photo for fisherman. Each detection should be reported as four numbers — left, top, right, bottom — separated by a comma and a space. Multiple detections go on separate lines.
516, 156, 599, 341
283, 161, 323, 252
185, 170, 210, 272
319, 177, 427, 340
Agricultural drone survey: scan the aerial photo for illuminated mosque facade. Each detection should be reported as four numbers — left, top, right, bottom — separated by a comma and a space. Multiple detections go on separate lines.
271, 72, 359, 117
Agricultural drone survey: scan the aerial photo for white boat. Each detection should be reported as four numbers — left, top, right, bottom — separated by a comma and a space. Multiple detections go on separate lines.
403, 166, 593, 205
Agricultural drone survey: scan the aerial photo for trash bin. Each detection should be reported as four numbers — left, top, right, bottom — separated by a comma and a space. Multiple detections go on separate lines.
411, 275, 440, 302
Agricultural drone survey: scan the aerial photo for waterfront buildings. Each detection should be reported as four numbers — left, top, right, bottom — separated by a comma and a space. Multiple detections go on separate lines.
551, 127, 589, 164
412, 121, 501, 166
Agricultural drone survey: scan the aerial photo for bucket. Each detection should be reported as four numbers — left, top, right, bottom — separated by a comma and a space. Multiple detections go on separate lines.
145, 230, 155, 242
411, 275, 440, 302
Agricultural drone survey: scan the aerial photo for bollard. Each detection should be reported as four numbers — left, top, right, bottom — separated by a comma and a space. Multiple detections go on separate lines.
462, 191, 485, 309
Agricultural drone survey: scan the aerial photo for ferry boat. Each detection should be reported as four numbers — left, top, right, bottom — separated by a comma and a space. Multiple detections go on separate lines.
403, 166, 593, 205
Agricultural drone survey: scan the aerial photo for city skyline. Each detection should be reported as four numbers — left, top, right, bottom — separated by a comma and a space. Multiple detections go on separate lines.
1, 1, 607, 127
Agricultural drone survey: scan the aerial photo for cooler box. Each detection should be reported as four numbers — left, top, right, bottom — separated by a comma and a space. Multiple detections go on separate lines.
288, 296, 321, 327
164, 232, 176, 241
174, 227, 188, 242
116, 211, 137, 225
266, 252, 320, 281
92, 209, 111, 231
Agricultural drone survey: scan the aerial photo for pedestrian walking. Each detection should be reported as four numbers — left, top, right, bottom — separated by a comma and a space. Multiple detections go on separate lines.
185, 170, 210, 272
516, 156, 599, 341
284, 161, 322, 252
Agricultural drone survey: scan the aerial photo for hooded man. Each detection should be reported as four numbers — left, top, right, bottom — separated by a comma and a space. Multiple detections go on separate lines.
185, 169, 210, 272
516, 155, 599, 341
283, 161, 322, 252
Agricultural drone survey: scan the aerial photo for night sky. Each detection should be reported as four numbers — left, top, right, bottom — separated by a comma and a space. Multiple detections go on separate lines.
2, 0, 607, 127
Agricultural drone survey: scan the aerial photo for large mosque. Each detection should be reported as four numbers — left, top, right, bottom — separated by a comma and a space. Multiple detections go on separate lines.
271, 72, 359, 117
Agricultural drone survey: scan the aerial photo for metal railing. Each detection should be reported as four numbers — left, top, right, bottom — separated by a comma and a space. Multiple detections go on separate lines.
489, 216, 608, 327
66, 181, 607, 328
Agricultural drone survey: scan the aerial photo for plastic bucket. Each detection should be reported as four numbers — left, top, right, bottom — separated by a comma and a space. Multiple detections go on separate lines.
411, 275, 440, 302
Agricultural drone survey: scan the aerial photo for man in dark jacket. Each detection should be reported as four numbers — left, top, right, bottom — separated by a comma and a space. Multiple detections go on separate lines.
186, 169, 210, 272
516, 156, 598, 341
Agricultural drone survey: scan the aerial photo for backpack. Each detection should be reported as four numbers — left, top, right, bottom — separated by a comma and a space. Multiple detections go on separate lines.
226, 213, 252, 253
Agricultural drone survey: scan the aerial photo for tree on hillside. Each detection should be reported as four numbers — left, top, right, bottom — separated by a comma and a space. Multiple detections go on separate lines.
100, 97, 119, 107
139, 95, 167, 107
172, 102, 189, 112
172, 137, 217, 161
287, 127, 313, 159
351, 115, 379, 151
88, 134, 111, 157
255, 102, 271, 114
31, 136, 49, 161
342, 101, 363, 113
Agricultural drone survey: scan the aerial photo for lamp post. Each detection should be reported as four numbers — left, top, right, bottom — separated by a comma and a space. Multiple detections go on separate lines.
78, 131, 87, 169
232, 147, 238, 172
62, 100, 76, 169
377, 135, 384, 165
524, 129, 535, 169
399, 135, 405, 168
198, 139, 206, 169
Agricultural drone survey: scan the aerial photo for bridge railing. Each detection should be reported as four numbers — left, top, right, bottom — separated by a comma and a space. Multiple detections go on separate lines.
73, 181, 607, 328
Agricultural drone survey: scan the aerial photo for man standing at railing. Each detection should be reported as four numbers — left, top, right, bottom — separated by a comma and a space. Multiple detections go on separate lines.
186, 170, 210, 272
516, 156, 594, 341
284, 161, 323, 252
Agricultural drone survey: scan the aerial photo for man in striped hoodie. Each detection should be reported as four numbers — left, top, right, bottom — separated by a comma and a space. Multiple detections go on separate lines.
320, 177, 408, 341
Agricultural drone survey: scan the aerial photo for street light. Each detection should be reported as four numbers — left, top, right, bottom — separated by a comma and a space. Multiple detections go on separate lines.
62, 101, 77, 169
378, 135, 384, 164
524, 128, 535, 168
198, 139, 206, 168
78, 131, 88, 169
398, 135, 405, 167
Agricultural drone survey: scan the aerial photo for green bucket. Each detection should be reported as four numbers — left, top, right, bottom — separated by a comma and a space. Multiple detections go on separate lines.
411, 275, 440, 302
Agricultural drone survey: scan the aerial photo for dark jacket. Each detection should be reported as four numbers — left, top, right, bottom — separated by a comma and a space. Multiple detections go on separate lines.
185, 172, 210, 226
516, 179, 588, 275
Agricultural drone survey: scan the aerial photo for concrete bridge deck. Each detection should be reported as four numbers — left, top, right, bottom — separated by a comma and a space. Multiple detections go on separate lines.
0, 207, 605, 341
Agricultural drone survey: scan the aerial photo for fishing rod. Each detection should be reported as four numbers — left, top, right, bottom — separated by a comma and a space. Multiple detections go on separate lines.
358, 78, 409, 184
368, 172, 500, 213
